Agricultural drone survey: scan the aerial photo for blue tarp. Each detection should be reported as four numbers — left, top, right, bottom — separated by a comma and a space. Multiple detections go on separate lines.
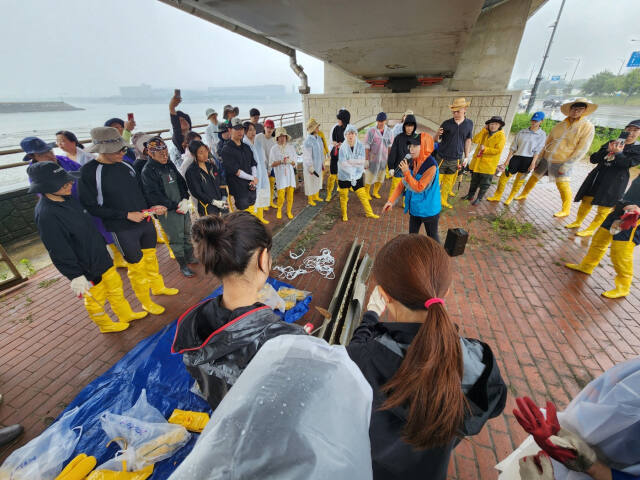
53, 277, 311, 479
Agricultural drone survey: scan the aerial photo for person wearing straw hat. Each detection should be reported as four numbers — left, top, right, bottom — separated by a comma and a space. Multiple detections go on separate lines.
29, 161, 146, 333
204, 108, 220, 151
435, 98, 474, 208
564, 119, 640, 237
79, 127, 178, 316
303, 118, 325, 206
269, 126, 298, 219
515, 98, 597, 218
338, 124, 380, 221
364, 112, 393, 199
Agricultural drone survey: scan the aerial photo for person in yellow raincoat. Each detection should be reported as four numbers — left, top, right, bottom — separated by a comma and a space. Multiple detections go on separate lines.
515, 98, 597, 218
462, 116, 507, 205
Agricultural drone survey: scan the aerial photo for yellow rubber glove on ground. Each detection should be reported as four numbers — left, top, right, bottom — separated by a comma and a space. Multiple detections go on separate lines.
86, 464, 153, 480
55, 454, 97, 480
168, 409, 210, 433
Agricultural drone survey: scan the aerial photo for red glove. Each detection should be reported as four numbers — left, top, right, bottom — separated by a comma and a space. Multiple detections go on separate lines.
620, 211, 640, 231
513, 397, 577, 464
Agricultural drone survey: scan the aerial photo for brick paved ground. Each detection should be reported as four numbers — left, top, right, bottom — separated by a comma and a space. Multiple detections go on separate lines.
1, 163, 639, 478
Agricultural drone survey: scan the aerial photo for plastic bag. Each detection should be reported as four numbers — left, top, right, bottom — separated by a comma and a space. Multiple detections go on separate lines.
257, 283, 286, 312
277, 287, 311, 311
99, 389, 190, 471
0, 407, 81, 480
168, 335, 373, 480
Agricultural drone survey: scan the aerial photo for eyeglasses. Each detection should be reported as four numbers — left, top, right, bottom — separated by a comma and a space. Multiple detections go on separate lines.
119, 147, 128, 153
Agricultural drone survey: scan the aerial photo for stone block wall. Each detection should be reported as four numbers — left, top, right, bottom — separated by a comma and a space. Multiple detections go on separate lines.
0, 188, 38, 245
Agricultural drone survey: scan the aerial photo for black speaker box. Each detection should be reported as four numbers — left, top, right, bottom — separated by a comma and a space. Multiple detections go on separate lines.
444, 228, 468, 257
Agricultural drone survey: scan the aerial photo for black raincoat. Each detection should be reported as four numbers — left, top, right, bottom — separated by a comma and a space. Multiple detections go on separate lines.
172, 296, 305, 410
347, 312, 507, 480
575, 141, 640, 207
388, 115, 419, 175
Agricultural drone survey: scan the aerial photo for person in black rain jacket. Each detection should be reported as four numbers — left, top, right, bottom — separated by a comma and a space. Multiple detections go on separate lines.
221, 118, 257, 211
184, 140, 227, 216
387, 115, 419, 202
347, 234, 507, 480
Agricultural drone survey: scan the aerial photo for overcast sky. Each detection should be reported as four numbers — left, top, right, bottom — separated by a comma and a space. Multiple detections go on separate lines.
0, 0, 638, 99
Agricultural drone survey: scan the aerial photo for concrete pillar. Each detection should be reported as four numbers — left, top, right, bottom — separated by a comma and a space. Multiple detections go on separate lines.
324, 63, 371, 95
451, 0, 532, 91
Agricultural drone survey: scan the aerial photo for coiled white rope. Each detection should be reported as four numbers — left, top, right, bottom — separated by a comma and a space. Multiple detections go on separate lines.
273, 249, 335, 280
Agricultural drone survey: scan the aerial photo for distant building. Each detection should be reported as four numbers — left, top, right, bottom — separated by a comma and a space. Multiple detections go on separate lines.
119, 84, 153, 98
207, 85, 286, 98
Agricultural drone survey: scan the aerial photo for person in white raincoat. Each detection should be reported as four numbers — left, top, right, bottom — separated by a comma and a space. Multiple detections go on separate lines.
269, 126, 297, 219
258, 119, 277, 208
243, 122, 271, 224
303, 118, 325, 206
364, 112, 393, 199
338, 124, 380, 222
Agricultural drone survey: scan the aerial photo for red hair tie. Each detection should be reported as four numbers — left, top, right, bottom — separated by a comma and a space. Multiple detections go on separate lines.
424, 298, 444, 309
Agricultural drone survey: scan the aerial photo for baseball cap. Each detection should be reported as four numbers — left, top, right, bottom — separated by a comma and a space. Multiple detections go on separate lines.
531, 111, 545, 122
27, 161, 80, 194
376, 112, 387, 122
250, 108, 260, 117
407, 135, 421, 146
230, 117, 244, 130
20, 136, 56, 162
104, 117, 125, 128
626, 119, 640, 129
264, 119, 275, 129
205, 108, 217, 119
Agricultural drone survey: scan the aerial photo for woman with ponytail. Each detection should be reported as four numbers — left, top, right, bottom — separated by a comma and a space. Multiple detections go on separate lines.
171, 211, 304, 410
347, 234, 507, 479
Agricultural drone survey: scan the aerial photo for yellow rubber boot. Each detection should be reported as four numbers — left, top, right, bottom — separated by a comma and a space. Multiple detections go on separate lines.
355, 187, 379, 219
515, 175, 539, 200
326, 174, 337, 202
504, 173, 525, 205
339, 188, 349, 222
487, 174, 509, 202
269, 177, 277, 208
101, 266, 147, 323
577, 205, 613, 237
602, 240, 635, 298
385, 166, 391, 179
388, 177, 402, 202
554, 181, 572, 217
286, 187, 295, 219
364, 184, 372, 200
256, 207, 269, 225
84, 282, 129, 333
565, 227, 613, 275
566, 196, 593, 229
314, 192, 324, 202
108, 243, 128, 269
307, 195, 316, 206
449, 171, 459, 197
127, 259, 165, 315
372, 182, 382, 199
142, 248, 179, 296
440, 174, 454, 209
276, 188, 285, 219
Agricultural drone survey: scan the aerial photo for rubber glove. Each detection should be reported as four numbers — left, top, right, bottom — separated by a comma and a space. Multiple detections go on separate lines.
548, 429, 597, 472
55, 453, 97, 480
388, 169, 394, 177
211, 199, 227, 209
367, 286, 387, 316
70, 276, 92, 297
86, 464, 153, 480
519, 451, 554, 480
168, 409, 210, 432
176, 199, 190, 214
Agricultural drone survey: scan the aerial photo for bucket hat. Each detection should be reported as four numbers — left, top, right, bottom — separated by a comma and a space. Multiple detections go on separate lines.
274, 126, 291, 141
86, 127, 127, 154
307, 118, 320, 133
20, 136, 56, 162
27, 161, 79, 194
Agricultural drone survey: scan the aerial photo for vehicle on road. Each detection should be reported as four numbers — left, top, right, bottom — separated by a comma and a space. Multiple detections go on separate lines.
543, 97, 563, 108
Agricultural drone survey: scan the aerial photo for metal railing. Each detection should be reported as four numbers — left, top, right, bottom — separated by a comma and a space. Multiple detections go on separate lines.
0, 111, 303, 171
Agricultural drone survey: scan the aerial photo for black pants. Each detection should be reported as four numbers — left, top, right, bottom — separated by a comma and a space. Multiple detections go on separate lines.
338, 176, 365, 191
409, 214, 440, 242
507, 155, 533, 175
436, 153, 460, 175
111, 221, 157, 263
466, 172, 493, 198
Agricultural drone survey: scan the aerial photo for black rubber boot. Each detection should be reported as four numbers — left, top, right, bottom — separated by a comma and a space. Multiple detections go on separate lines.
0, 424, 23, 447
176, 257, 195, 277
472, 189, 487, 206
462, 186, 477, 201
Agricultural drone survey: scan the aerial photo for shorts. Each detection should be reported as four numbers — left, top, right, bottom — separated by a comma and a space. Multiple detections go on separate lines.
437, 154, 460, 175
338, 176, 365, 191
111, 221, 157, 264
507, 155, 533, 175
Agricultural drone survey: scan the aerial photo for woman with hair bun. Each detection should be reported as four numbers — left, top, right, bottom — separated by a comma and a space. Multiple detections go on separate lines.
347, 234, 507, 480
56, 130, 95, 166
171, 211, 304, 410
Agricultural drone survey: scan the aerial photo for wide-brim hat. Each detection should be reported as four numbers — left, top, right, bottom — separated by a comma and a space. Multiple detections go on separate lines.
87, 126, 128, 154
449, 97, 470, 111
485, 116, 505, 127
275, 126, 291, 141
205, 108, 217, 119
20, 136, 56, 162
560, 97, 598, 116
307, 118, 320, 133
132, 133, 154, 155
27, 161, 80, 194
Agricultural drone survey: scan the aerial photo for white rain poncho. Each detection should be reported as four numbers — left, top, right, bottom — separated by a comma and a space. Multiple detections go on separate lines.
244, 135, 271, 208
364, 125, 393, 176
338, 125, 366, 186
168, 335, 374, 480
496, 356, 640, 480
303, 133, 324, 196
269, 143, 297, 190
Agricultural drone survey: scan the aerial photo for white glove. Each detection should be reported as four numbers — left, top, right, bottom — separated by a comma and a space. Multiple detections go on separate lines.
367, 286, 387, 316
519, 453, 554, 480
211, 199, 227, 209
176, 199, 190, 214
548, 428, 598, 472
389, 169, 395, 177
70, 275, 92, 297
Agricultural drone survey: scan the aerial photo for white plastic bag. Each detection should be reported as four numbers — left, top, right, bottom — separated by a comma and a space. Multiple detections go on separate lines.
169, 335, 374, 480
99, 389, 190, 471
257, 283, 286, 312
0, 407, 81, 480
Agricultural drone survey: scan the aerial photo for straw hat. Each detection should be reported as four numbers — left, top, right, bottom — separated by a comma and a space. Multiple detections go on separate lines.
449, 97, 470, 111
87, 127, 127, 154
275, 126, 291, 141
307, 118, 320, 133
560, 97, 598, 116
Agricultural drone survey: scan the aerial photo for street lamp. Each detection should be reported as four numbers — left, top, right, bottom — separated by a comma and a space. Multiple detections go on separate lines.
564, 57, 581, 93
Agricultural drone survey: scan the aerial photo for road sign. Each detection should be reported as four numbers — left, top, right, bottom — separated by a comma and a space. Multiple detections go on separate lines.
628, 51, 640, 68
550, 75, 561, 81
